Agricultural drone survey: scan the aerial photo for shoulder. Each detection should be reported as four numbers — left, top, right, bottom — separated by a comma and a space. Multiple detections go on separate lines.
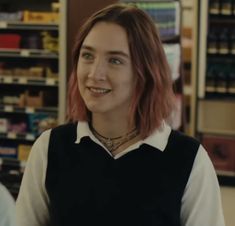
169, 130, 200, 147
166, 130, 200, 156
163, 130, 201, 174
50, 122, 78, 141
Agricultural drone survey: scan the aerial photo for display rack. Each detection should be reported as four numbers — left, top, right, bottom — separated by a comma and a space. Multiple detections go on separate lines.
122, 0, 184, 131
196, 0, 235, 184
0, 0, 67, 195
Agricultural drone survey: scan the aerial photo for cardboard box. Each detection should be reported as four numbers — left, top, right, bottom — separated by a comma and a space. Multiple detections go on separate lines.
202, 135, 235, 172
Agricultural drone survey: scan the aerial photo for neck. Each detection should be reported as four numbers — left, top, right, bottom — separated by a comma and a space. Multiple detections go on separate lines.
91, 113, 133, 138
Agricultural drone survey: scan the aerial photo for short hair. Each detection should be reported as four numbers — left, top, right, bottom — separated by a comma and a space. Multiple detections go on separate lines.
67, 3, 175, 138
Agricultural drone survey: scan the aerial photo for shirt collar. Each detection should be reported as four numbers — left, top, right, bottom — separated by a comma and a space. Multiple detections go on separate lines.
75, 121, 171, 153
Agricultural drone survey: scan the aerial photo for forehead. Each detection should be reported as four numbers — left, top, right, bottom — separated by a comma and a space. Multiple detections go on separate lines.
82, 22, 130, 53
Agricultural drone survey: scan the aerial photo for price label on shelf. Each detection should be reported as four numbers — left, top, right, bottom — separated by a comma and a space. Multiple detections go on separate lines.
46, 78, 56, 85
19, 77, 27, 84
7, 132, 17, 139
25, 107, 35, 113
26, 134, 35, 141
4, 77, 13, 83
20, 50, 30, 57
0, 21, 7, 28
4, 105, 14, 112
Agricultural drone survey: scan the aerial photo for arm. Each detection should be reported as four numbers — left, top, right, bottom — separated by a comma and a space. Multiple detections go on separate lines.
16, 130, 51, 226
0, 183, 17, 226
180, 145, 225, 226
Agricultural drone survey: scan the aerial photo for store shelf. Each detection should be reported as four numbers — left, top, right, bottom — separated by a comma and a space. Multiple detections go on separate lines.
0, 76, 58, 86
217, 170, 235, 177
0, 48, 58, 59
0, 104, 58, 115
198, 99, 235, 136
205, 86, 235, 94
0, 132, 36, 141
0, 21, 58, 30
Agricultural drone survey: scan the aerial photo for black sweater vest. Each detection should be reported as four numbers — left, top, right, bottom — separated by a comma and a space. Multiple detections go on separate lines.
45, 123, 200, 226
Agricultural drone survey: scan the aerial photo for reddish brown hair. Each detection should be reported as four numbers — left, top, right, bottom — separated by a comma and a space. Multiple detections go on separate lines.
67, 3, 175, 138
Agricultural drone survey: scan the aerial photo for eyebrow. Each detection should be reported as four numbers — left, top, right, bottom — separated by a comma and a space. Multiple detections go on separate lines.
81, 45, 130, 59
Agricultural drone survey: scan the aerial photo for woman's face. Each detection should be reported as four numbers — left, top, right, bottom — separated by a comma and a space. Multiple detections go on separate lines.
77, 22, 135, 119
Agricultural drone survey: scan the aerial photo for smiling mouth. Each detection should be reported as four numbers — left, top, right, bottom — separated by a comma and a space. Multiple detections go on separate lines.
88, 87, 111, 94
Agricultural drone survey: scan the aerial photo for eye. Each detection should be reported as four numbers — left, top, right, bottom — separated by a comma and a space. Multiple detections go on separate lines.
80, 52, 94, 61
109, 57, 123, 65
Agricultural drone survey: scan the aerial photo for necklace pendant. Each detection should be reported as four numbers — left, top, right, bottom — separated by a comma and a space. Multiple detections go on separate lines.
106, 138, 113, 148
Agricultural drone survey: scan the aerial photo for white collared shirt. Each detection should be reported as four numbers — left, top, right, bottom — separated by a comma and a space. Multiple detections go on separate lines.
16, 122, 225, 226
0, 183, 17, 226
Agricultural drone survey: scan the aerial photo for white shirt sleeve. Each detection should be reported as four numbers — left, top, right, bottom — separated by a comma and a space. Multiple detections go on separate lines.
0, 183, 17, 226
180, 145, 225, 226
16, 130, 51, 226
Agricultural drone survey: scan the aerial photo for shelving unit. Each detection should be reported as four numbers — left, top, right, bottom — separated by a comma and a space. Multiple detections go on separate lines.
0, 0, 67, 195
122, 0, 184, 131
196, 0, 235, 184
180, 0, 197, 137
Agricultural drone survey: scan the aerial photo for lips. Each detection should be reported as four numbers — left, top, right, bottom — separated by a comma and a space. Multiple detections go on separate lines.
88, 87, 111, 94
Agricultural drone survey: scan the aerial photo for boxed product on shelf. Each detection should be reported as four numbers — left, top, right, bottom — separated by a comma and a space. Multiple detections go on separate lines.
0, 34, 21, 49
0, 69, 12, 75
28, 113, 57, 135
13, 68, 30, 77
24, 35, 42, 49
136, 2, 180, 38
0, 146, 17, 159
19, 91, 44, 108
163, 44, 181, 81
2, 95, 20, 105
0, 118, 8, 133
23, 10, 59, 23
28, 67, 44, 77
41, 32, 58, 52
0, 11, 23, 21
8, 121, 27, 134
202, 135, 235, 173
167, 94, 182, 130
18, 144, 31, 161
46, 67, 58, 78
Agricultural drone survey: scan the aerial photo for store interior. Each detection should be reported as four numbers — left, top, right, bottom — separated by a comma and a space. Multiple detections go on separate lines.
0, 0, 235, 225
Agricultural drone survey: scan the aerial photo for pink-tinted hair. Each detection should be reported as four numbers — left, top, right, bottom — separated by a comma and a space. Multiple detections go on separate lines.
67, 3, 175, 138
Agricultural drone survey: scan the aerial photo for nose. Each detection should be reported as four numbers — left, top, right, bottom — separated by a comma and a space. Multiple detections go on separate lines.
88, 59, 106, 81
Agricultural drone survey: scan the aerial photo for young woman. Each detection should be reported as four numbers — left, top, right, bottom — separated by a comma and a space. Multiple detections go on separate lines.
16, 3, 225, 226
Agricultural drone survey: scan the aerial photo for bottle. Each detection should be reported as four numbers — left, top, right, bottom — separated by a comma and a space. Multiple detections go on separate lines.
232, 0, 235, 15
228, 65, 235, 94
218, 29, 229, 54
209, 0, 221, 14
206, 64, 216, 93
221, 0, 232, 15
230, 30, 235, 54
207, 29, 218, 54
216, 66, 227, 94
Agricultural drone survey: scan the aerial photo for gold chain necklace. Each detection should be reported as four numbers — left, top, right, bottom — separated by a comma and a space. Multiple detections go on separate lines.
91, 126, 139, 152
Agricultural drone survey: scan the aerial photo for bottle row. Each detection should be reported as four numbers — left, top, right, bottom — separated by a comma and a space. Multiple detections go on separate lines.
209, 0, 235, 15
206, 62, 235, 95
207, 28, 235, 54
